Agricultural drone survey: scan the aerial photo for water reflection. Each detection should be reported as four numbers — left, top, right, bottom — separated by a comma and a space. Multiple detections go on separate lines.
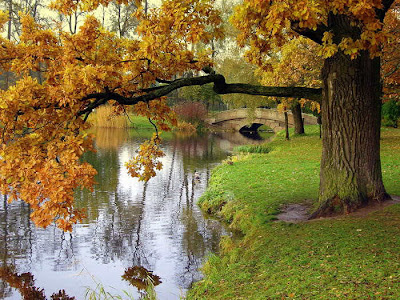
212, 130, 270, 152
0, 266, 75, 300
122, 266, 161, 291
0, 129, 267, 299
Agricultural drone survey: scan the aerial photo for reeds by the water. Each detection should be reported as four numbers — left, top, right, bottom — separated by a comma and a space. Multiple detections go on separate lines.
90, 105, 129, 128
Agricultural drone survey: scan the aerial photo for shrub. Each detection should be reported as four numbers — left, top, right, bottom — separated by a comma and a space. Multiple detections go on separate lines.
173, 101, 207, 126
382, 99, 400, 128
174, 121, 197, 134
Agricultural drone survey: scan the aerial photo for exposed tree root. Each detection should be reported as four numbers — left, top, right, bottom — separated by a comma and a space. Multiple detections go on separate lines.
308, 193, 392, 220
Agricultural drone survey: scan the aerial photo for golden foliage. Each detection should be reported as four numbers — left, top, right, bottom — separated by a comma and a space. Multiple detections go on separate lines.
258, 36, 322, 112
232, 0, 393, 67
125, 133, 165, 181
0, 0, 222, 231
175, 121, 197, 134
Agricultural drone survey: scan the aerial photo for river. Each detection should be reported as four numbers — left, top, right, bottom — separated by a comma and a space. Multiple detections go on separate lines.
0, 128, 266, 300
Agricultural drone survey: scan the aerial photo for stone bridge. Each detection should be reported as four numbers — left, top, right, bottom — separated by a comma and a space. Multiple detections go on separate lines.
206, 108, 318, 132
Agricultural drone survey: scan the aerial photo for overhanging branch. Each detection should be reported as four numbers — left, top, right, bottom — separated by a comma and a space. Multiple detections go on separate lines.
78, 74, 322, 116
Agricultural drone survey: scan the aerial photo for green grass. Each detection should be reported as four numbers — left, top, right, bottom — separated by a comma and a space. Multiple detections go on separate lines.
126, 115, 158, 130
189, 125, 400, 299
234, 144, 271, 154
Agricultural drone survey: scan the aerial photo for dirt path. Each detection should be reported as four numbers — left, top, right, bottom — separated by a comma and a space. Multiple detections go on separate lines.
276, 195, 400, 223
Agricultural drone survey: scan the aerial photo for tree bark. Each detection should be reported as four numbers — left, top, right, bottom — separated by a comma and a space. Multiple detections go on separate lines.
284, 111, 290, 140
317, 115, 322, 139
291, 102, 304, 134
312, 50, 390, 218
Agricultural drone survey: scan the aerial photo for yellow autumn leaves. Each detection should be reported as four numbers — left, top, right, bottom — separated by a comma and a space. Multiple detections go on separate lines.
0, 0, 224, 231
232, 0, 393, 63
125, 133, 165, 182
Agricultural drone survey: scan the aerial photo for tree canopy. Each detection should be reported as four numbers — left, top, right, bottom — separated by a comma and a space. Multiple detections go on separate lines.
0, 0, 399, 230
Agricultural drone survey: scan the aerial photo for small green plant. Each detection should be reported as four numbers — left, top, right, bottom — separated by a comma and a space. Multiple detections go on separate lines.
85, 283, 135, 300
234, 144, 271, 153
142, 277, 158, 300
84, 273, 158, 300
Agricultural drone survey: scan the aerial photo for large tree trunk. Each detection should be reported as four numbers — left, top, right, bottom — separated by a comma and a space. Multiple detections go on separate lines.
291, 102, 305, 134
312, 50, 390, 217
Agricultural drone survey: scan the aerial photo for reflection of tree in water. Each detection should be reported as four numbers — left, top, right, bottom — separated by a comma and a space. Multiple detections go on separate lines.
1, 130, 230, 298
0, 265, 75, 300
175, 171, 226, 288
85, 181, 155, 271
77, 147, 120, 221
162, 135, 228, 289
92, 127, 128, 150
53, 232, 75, 272
0, 195, 81, 280
122, 266, 161, 292
175, 133, 227, 172
76, 129, 157, 269
131, 183, 151, 268
0, 195, 33, 299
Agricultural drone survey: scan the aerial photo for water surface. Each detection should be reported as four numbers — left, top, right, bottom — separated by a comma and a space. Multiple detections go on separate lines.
0, 128, 264, 299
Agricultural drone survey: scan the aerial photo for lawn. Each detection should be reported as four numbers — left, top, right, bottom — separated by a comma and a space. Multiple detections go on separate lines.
188, 126, 400, 299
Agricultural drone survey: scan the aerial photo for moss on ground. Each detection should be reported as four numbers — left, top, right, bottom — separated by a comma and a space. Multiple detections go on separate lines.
189, 126, 400, 299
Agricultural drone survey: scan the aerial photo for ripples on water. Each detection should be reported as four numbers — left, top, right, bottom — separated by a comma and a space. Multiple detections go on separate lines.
0, 129, 266, 300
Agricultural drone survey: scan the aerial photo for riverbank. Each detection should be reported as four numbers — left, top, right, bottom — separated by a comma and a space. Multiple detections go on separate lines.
187, 125, 400, 299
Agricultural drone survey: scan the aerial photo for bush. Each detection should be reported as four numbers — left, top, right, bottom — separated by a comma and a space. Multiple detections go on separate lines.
174, 121, 197, 134
173, 101, 207, 127
382, 99, 400, 127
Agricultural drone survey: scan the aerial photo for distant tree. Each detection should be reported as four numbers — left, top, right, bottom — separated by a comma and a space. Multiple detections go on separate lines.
179, 84, 224, 111
382, 1, 400, 101
109, 0, 138, 38
259, 37, 323, 134
382, 99, 400, 127
216, 55, 270, 109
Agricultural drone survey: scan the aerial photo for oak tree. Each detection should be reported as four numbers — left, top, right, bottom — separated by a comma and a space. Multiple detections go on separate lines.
231, 0, 397, 216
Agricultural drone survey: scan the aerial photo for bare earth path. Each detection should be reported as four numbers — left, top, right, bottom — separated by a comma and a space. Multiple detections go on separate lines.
277, 195, 400, 223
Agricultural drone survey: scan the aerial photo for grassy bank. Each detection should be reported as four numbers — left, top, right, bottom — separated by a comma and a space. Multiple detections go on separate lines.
89, 106, 156, 129
188, 126, 400, 299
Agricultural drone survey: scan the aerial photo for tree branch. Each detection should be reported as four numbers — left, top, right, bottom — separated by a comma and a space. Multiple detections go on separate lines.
377, 0, 396, 21
77, 74, 322, 116
290, 22, 329, 45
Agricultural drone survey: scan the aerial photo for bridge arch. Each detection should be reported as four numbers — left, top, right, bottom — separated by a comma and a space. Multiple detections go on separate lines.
206, 108, 317, 132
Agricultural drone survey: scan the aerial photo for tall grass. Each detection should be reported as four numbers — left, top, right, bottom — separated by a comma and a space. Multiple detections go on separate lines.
90, 106, 167, 130
91, 106, 129, 128
234, 144, 271, 153
84, 277, 158, 300
85, 283, 135, 300
92, 127, 128, 149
